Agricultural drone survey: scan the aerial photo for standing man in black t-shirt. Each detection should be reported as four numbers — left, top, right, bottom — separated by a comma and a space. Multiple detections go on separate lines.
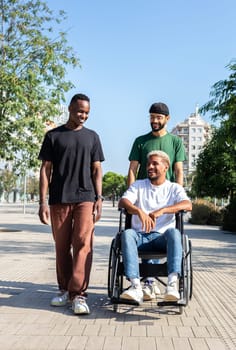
38, 93, 105, 315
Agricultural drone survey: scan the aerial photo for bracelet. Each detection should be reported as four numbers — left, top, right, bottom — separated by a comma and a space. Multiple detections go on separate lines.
39, 202, 48, 206
95, 195, 105, 201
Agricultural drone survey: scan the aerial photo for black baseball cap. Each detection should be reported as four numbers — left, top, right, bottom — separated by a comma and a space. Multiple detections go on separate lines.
149, 102, 169, 116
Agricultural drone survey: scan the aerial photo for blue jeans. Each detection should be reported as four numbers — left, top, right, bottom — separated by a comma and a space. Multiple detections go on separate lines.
121, 228, 182, 280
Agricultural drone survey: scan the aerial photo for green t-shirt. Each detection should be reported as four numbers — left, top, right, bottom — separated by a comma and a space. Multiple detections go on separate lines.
128, 132, 187, 182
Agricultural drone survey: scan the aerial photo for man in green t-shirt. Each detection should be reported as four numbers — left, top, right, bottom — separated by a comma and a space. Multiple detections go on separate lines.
128, 102, 186, 187
127, 102, 187, 301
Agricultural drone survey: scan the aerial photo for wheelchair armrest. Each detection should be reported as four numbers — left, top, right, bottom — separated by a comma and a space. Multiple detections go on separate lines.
119, 207, 185, 232
175, 210, 185, 232
118, 207, 132, 230
118, 207, 127, 214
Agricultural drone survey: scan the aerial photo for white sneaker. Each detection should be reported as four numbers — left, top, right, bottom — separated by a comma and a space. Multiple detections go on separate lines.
143, 281, 161, 301
152, 282, 161, 296
120, 285, 143, 304
164, 281, 180, 301
72, 296, 90, 315
51, 291, 69, 306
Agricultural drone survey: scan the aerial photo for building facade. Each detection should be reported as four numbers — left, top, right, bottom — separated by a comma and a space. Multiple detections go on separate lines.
171, 106, 212, 178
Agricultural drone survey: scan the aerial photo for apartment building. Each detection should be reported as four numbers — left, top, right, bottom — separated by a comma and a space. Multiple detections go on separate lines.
171, 106, 212, 177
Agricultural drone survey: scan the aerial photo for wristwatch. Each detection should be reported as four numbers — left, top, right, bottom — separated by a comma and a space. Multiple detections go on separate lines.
95, 194, 105, 201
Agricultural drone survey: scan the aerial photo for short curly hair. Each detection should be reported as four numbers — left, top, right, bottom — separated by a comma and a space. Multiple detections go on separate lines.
147, 150, 170, 168
69, 93, 90, 105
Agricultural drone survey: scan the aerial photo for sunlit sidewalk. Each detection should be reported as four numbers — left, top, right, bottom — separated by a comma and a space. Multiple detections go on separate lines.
0, 203, 235, 350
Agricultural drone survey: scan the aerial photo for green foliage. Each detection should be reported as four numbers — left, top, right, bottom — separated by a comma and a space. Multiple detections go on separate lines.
189, 199, 223, 226
192, 127, 236, 199
194, 60, 236, 202
0, 167, 18, 202
200, 60, 236, 125
26, 175, 39, 200
0, 0, 80, 173
103, 172, 127, 199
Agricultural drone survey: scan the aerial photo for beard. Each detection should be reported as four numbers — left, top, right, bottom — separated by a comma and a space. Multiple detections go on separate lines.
151, 122, 166, 132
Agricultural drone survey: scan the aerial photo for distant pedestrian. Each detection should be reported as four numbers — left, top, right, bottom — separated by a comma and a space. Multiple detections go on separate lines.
38, 93, 105, 315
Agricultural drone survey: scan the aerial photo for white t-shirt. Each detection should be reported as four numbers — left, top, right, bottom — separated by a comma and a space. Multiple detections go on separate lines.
122, 179, 189, 233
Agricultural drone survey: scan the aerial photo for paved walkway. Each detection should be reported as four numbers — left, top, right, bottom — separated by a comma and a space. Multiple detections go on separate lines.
0, 202, 235, 350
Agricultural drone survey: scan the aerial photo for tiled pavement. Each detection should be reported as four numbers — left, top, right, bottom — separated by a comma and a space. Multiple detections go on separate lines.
0, 202, 235, 350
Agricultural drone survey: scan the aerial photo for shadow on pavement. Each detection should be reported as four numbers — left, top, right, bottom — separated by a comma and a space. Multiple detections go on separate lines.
0, 279, 177, 321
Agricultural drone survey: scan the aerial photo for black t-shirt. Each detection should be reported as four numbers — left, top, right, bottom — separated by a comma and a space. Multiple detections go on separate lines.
38, 125, 105, 205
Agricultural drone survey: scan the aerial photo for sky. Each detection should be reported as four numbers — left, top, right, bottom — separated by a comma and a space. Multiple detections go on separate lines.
47, 0, 235, 176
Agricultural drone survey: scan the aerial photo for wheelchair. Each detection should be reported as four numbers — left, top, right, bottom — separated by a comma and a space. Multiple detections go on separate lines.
107, 209, 193, 314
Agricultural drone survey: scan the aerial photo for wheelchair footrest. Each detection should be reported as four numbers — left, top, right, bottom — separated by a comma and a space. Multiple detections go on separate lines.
157, 298, 187, 307
110, 297, 140, 306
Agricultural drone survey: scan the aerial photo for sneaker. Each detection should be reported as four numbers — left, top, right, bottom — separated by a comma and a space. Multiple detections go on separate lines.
51, 291, 69, 306
120, 285, 143, 304
72, 296, 90, 315
164, 281, 180, 301
143, 281, 161, 301
152, 281, 161, 295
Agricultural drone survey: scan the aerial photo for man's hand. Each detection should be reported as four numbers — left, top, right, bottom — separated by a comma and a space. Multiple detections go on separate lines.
137, 209, 155, 233
149, 208, 164, 222
93, 200, 103, 222
38, 204, 50, 225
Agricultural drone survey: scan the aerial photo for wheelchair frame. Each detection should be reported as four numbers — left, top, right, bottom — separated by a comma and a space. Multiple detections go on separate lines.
107, 209, 193, 314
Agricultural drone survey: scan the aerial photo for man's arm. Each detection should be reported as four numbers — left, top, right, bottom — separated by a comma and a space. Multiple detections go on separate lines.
149, 200, 192, 221
127, 160, 139, 187
174, 161, 184, 186
119, 197, 155, 233
38, 160, 52, 225
91, 161, 103, 222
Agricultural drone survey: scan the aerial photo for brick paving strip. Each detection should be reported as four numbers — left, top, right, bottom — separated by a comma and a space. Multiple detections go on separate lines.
0, 203, 235, 350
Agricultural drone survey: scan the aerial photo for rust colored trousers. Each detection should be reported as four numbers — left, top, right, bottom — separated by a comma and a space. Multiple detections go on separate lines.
50, 202, 94, 300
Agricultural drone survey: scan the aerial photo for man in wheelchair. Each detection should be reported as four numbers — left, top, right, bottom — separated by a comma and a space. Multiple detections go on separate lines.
118, 150, 192, 304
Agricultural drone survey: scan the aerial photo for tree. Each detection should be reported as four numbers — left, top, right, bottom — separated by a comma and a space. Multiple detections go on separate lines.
200, 60, 236, 127
0, 166, 18, 202
194, 60, 236, 231
103, 172, 126, 207
196, 60, 236, 202
25, 174, 39, 201
192, 126, 235, 200
0, 0, 80, 173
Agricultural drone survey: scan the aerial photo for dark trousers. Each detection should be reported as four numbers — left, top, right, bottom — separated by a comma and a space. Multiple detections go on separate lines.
50, 202, 94, 300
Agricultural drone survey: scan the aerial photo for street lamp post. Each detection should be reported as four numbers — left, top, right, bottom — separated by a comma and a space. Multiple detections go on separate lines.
23, 171, 27, 214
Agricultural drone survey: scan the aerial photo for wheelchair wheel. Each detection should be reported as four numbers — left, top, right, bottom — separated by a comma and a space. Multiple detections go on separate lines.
182, 235, 192, 306
189, 240, 193, 300
107, 235, 123, 302
108, 237, 117, 298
